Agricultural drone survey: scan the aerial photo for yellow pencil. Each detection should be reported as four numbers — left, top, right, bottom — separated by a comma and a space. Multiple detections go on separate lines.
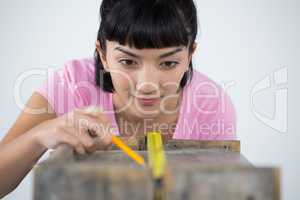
111, 135, 145, 166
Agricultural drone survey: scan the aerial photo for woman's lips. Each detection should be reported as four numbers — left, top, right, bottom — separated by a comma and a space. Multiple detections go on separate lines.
136, 97, 160, 106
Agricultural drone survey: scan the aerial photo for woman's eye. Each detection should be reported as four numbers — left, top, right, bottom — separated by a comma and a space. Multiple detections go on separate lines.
119, 59, 137, 66
160, 61, 179, 69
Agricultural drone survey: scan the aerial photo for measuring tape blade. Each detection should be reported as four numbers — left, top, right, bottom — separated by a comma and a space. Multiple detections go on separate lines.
147, 131, 166, 179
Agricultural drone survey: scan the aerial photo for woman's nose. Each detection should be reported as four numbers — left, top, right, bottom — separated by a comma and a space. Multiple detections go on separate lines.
136, 66, 160, 95
136, 81, 159, 95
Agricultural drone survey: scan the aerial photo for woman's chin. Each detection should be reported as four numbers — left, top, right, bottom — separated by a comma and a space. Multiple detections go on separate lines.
132, 106, 161, 120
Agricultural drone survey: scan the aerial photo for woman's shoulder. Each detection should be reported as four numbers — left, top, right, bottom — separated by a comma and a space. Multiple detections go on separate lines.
185, 69, 233, 103
187, 68, 235, 109
177, 68, 237, 140
187, 69, 223, 91
35, 57, 111, 116
58, 57, 96, 85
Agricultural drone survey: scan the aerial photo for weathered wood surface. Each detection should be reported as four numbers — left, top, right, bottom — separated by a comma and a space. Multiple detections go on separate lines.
34, 164, 153, 200
164, 140, 240, 152
166, 165, 280, 200
73, 149, 250, 167
34, 140, 280, 200
109, 137, 240, 152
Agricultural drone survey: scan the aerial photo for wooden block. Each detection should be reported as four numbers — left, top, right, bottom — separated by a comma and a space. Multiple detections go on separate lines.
73, 149, 250, 167
34, 163, 153, 200
164, 140, 240, 152
33, 140, 280, 200
165, 165, 280, 200
165, 149, 251, 166
100, 136, 241, 152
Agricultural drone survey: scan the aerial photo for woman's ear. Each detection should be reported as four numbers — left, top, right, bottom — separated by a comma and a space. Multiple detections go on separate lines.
192, 42, 197, 54
96, 40, 109, 71
187, 42, 197, 70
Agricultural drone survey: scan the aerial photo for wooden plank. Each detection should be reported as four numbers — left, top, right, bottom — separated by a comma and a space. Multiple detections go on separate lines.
34, 140, 279, 200
102, 136, 240, 152
165, 149, 251, 166
73, 149, 251, 167
44, 138, 240, 160
273, 168, 281, 200
164, 140, 240, 152
34, 163, 153, 200
165, 165, 280, 200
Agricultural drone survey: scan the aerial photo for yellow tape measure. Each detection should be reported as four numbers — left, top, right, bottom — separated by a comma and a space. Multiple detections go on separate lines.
147, 131, 166, 179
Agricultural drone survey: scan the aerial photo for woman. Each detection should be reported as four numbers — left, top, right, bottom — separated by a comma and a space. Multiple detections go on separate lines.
0, 0, 236, 197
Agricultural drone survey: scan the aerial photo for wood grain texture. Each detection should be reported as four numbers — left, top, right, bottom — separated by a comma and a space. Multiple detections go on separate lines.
166, 166, 279, 200
92, 136, 240, 152
164, 140, 240, 152
34, 163, 153, 200
73, 149, 250, 167
33, 140, 280, 200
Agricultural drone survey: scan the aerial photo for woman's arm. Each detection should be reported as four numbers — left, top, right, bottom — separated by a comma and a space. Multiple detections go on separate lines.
0, 92, 114, 198
0, 92, 56, 198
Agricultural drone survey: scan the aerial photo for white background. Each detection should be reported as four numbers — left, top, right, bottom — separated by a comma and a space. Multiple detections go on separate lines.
0, 0, 299, 199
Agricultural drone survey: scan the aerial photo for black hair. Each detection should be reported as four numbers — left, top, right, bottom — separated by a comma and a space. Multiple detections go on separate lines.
95, 0, 198, 93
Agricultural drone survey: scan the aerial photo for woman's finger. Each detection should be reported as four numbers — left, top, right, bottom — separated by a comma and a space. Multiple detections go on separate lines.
63, 125, 98, 154
56, 129, 86, 155
93, 134, 113, 151
75, 113, 114, 140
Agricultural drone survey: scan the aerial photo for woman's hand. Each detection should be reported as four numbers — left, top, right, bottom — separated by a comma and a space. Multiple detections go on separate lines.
31, 106, 115, 155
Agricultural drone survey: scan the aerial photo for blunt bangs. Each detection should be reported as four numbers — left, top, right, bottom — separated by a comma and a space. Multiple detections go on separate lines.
101, 0, 192, 49
95, 0, 198, 92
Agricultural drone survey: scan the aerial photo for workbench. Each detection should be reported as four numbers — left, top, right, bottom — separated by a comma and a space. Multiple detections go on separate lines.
34, 137, 280, 200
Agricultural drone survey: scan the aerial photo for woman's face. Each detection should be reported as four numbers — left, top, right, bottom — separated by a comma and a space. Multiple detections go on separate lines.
97, 40, 195, 120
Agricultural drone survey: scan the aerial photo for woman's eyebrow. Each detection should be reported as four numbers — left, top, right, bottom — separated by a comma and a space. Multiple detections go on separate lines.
159, 48, 183, 58
114, 47, 183, 58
